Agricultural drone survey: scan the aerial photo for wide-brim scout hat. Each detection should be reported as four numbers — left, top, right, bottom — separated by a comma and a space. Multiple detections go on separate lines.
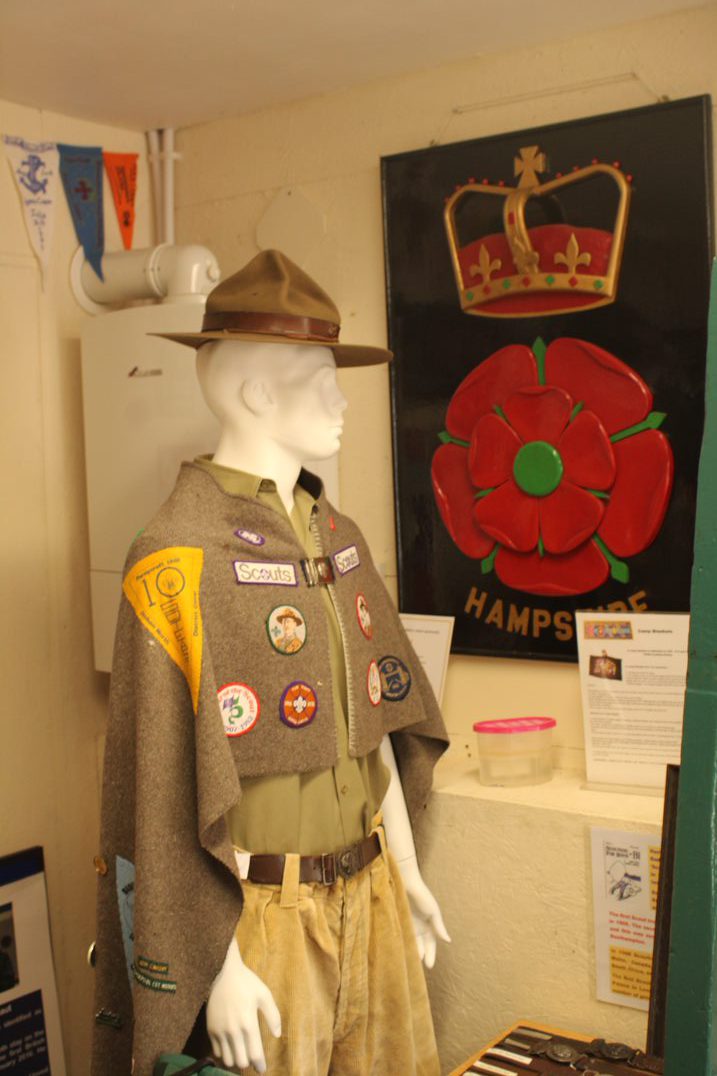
276, 608, 304, 625
155, 249, 392, 367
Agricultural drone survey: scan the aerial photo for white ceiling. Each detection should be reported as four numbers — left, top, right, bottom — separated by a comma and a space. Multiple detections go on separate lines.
0, 0, 708, 132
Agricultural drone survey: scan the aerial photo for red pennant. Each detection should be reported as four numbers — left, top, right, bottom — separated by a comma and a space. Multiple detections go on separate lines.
103, 152, 138, 250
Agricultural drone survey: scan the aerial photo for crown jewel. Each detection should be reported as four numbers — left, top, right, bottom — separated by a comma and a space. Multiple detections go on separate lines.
444, 145, 631, 318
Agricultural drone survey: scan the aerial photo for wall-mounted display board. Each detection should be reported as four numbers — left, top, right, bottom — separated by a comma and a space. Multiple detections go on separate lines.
382, 95, 713, 660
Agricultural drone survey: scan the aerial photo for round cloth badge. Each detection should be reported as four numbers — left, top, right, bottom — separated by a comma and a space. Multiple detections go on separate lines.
234, 527, 265, 547
280, 681, 318, 728
367, 660, 382, 707
217, 682, 260, 737
267, 605, 307, 655
355, 592, 373, 640
378, 655, 412, 702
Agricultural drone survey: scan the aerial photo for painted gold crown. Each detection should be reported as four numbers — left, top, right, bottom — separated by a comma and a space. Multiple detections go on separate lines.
444, 146, 631, 318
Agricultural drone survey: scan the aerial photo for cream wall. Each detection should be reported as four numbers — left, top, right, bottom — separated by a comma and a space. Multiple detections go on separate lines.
0, 99, 150, 1073
175, 4, 715, 1069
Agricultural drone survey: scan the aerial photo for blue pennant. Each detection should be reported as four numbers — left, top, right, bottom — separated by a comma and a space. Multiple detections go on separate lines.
58, 143, 104, 280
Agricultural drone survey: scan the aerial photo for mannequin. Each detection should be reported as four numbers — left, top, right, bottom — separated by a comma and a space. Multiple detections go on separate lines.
196, 340, 450, 1072
91, 251, 450, 1076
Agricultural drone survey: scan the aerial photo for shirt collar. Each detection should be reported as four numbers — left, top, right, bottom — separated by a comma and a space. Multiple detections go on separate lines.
193, 455, 324, 503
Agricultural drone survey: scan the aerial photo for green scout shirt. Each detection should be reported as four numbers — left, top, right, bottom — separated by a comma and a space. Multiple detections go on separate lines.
193, 456, 390, 856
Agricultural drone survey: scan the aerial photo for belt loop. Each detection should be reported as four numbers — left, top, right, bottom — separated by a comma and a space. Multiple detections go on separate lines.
280, 853, 301, 908
373, 821, 388, 860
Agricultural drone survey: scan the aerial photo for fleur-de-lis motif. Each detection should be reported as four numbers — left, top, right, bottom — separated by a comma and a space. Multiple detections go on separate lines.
555, 232, 592, 274
469, 244, 502, 283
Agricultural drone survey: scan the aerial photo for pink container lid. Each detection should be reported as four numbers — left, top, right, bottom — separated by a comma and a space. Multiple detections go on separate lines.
473, 717, 556, 734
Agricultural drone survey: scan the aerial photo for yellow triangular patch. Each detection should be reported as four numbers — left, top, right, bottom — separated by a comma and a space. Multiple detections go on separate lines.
123, 547, 204, 713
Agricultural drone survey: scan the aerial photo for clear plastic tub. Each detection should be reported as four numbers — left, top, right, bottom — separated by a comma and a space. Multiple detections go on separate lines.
472, 717, 556, 787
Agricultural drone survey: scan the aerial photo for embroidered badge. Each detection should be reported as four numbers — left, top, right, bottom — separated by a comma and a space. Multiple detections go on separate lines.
378, 655, 412, 701
280, 681, 318, 728
267, 605, 307, 655
115, 856, 136, 990
300, 557, 335, 587
217, 683, 260, 736
95, 1009, 123, 1029
234, 560, 297, 586
132, 955, 177, 993
234, 528, 266, 547
333, 544, 360, 576
356, 593, 373, 640
123, 547, 203, 714
367, 660, 382, 707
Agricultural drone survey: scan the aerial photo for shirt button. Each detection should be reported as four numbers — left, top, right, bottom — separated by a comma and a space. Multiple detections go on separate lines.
340, 785, 349, 795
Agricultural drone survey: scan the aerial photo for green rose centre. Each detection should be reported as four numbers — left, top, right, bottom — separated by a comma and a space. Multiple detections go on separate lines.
513, 440, 564, 496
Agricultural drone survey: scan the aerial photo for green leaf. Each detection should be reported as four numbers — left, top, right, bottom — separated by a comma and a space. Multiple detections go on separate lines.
593, 535, 630, 583
438, 430, 470, 448
570, 401, 584, 421
474, 488, 495, 499
481, 546, 498, 575
533, 337, 547, 385
610, 411, 667, 444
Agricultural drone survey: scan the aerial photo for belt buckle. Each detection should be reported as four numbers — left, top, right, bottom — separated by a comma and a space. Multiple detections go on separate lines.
320, 853, 337, 885
337, 847, 358, 879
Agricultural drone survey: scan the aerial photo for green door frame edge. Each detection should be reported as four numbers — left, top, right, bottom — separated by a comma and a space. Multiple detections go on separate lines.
664, 258, 717, 1076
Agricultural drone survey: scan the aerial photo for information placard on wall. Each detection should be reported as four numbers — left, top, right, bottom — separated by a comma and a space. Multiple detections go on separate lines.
591, 827, 661, 1011
0, 847, 66, 1075
576, 611, 689, 788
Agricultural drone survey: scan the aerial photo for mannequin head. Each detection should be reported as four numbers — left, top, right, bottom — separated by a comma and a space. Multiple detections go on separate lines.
196, 338, 348, 509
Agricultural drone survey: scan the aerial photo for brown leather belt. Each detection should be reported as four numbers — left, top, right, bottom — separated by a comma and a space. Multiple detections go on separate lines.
247, 832, 382, 886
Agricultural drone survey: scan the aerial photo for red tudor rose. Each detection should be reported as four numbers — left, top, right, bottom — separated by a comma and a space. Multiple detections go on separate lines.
431, 337, 674, 596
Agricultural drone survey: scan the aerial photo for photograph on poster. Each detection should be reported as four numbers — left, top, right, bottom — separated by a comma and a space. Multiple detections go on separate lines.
382, 95, 712, 661
0, 905, 19, 995
0, 849, 66, 1076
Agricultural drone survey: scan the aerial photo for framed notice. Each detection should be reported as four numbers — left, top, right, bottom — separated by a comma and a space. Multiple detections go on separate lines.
382, 95, 712, 660
576, 610, 689, 788
591, 827, 661, 1011
0, 848, 66, 1075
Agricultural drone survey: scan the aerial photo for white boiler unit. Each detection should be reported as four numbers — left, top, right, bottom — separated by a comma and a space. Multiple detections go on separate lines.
81, 292, 340, 672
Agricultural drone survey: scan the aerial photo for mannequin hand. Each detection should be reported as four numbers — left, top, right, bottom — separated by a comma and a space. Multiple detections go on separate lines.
396, 856, 451, 969
206, 936, 281, 1074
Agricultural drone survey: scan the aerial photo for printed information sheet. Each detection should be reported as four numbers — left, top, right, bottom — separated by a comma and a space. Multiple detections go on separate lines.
576, 611, 689, 787
400, 614, 454, 705
591, 827, 661, 1010
0, 848, 66, 1075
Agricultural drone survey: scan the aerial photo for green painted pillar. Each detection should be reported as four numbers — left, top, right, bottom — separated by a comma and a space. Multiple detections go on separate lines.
664, 259, 717, 1076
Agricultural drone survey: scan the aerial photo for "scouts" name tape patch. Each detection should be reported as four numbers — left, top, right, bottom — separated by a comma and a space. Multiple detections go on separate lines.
234, 561, 298, 586
333, 545, 360, 576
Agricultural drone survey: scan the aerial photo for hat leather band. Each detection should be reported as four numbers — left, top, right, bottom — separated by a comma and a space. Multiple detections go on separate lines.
201, 311, 340, 342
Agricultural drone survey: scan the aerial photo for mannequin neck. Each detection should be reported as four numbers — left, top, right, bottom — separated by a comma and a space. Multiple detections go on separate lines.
211, 424, 302, 515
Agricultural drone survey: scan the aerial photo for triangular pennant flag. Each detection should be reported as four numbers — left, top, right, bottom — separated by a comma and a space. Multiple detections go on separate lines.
103, 151, 138, 250
2, 135, 60, 287
57, 143, 104, 280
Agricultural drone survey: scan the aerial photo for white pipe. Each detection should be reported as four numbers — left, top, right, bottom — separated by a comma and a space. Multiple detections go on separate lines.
72, 244, 221, 313
162, 128, 175, 246
146, 129, 163, 244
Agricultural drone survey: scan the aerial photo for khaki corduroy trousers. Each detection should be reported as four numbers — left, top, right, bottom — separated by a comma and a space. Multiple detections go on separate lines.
235, 842, 441, 1076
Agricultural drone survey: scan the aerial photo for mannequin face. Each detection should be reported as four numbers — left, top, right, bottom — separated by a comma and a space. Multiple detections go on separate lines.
197, 340, 348, 464
267, 346, 348, 462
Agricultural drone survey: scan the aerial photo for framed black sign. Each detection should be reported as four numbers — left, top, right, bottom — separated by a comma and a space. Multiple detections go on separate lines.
382, 95, 713, 661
